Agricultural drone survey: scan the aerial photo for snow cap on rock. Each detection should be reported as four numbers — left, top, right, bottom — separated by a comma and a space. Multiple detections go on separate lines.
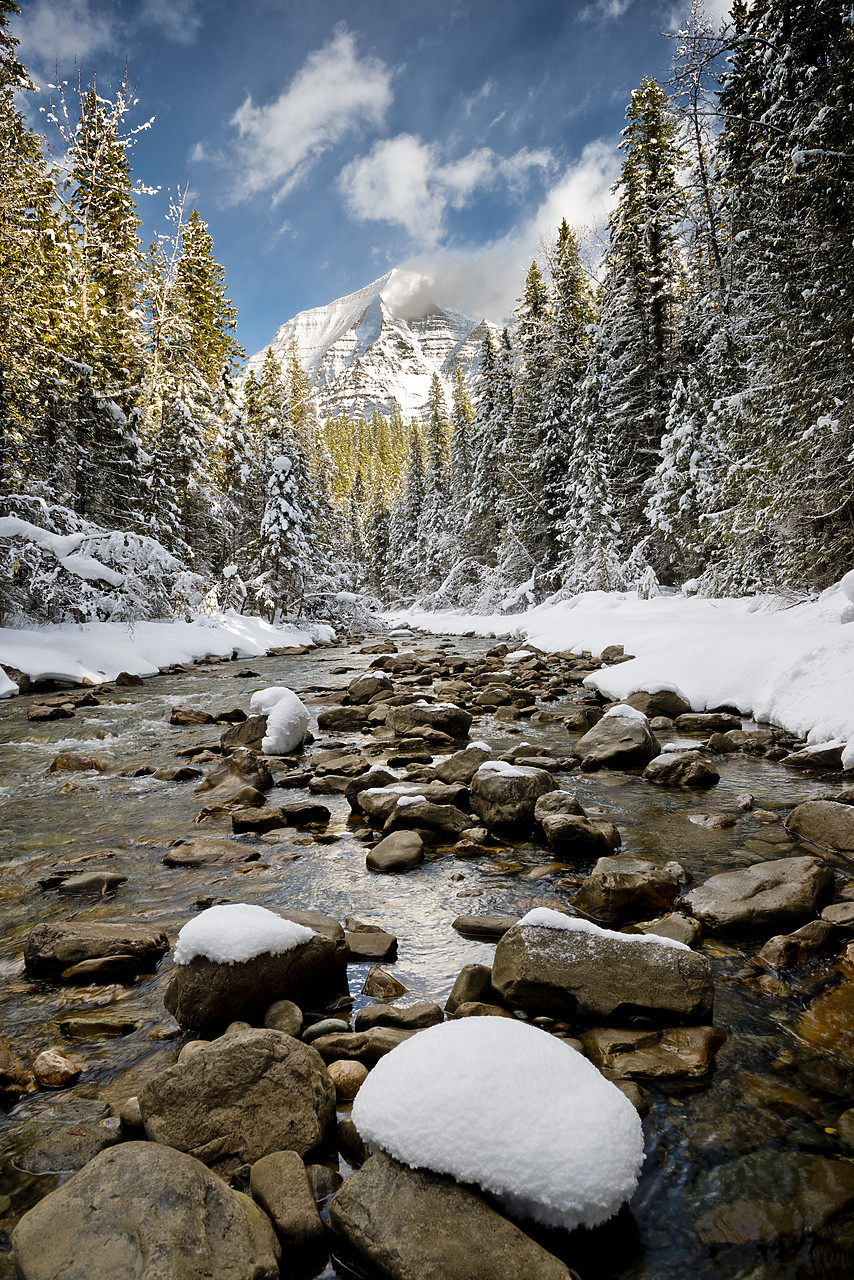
173, 903, 314, 965
352, 1015, 645, 1231
518, 906, 690, 952
249, 685, 311, 754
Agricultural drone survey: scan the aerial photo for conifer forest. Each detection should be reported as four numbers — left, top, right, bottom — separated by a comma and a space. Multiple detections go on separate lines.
1, 0, 853, 627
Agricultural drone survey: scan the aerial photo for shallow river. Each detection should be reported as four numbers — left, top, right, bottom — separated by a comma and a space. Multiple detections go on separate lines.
0, 633, 851, 1279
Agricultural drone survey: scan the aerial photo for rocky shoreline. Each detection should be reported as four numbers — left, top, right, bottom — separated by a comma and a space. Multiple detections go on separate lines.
4, 632, 854, 1278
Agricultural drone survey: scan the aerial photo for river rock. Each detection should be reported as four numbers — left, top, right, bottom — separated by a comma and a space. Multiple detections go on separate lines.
195, 747, 273, 802
51, 870, 127, 894
348, 672, 394, 704
355, 1002, 444, 1031
384, 797, 472, 839
362, 966, 408, 999
18, 1120, 120, 1173
162, 836, 259, 867
751, 918, 834, 969
783, 741, 845, 771
264, 998, 304, 1037
48, 752, 110, 773
491, 917, 714, 1023
328, 1059, 369, 1099
453, 913, 521, 940
310, 1026, 416, 1064
435, 744, 493, 784
316, 706, 371, 731
11, 1141, 280, 1280
571, 856, 684, 923
535, 790, 622, 858
445, 963, 494, 1014
138, 1027, 335, 1176
366, 829, 425, 872
574, 706, 660, 771
328, 1152, 573, 1280
469, 762, 556, 834
29, 701, 74, 721
625, 690, 691, 718
24, 921, 169, 977
231, 800, 330, 833
220, 714, 267, 751
676, 711, 742, 733
343, 919, 398, 961
249, 1149, 324, 1248
581, 1025, 725, 1081
387, 703, 473, 740
683, 855, 834, 935
785, 799, 854, 853
797, 980, 854, 1066
692, 1148, 854, 1246
358, 781, 467, 823
170, 705, 215, 726
32, 1047, 85, 1088
643, 751, 721, 787
0, 1036, 35, 1097
345, 768, 398, 809
164, 909, 348, 1033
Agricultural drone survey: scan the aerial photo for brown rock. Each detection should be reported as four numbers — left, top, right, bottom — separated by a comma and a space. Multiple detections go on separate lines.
23, 921, 169, 977
170, 705, 215, 726
249, 1149, 324, 1248
581, 1025, 725, 1081
785, 798, 854, 854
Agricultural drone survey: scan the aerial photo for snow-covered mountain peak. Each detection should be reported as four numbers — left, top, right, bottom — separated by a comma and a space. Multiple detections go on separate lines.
250, 270, 495, 422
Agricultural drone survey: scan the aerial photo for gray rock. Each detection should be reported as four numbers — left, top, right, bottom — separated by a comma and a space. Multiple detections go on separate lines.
170, 706, 215, 726
366, 830, 425, 872
195, 747, 273, 802
264, 999, 303, 1037
751, 919, 833, 969
345, 768, 398, 809
17, 1121, 120, 1173
625, 690, 691, 719
470, 763, 556, 835
575, 709, 660, 771
675, 711, 742, 733
220, 714, 267, 752
492, 920, 714, 1023
60, 955, 141, 983
435, 744, 493, 784
316, 706, 371, 731
782, 742, 845, 771
785, 799, 854, 853
249, 1149, 324, 1248
343, 922, 398, 959
627, 914, 702, 948
309, 1026, 416, 1064
684, 855, 834, 935
164, 909, 348, 1033
138, 1027, 335, 1177
328, 1152, 573, 1280
821, 901, 854, 927
48, 871, 127, 894
387, 703, 473, 740
452, 913, 521, 941
354, 1002, 444, 1031
302, 1017, 351, 1042
533, 790, 585, 821
231, 801, 330, 833
23, 921, 169, 977
540, 812, 621, 859
445, 963, 494, 1014
643, 751, 720, 788
571, 856, 684, 923
449, 1001, 516, 1019
348, 672, 394, 704
384, 798, 472, 839
11, 1140, 279, 1280
162, 836, 259, 867
358, 781, 467, 823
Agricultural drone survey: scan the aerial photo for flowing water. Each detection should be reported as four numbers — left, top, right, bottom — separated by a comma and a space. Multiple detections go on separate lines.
0, 634, 852, 1279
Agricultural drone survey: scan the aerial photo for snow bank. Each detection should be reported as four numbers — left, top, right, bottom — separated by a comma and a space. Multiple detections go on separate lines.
518, 906, 689, 952
173, 903, 314, 965
0, 613, 334, 697
388, 578, 854, 762
352, 1016, 644, 1231
249, 686, 311, 754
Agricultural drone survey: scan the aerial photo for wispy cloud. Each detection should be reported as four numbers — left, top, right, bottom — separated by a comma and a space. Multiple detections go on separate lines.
391, 138, 621, 322
579, 0, 635, 22
338, 135, 552, 247
219, 29, 392, 204
15, 0, 116, 76
139, 0, 202, 46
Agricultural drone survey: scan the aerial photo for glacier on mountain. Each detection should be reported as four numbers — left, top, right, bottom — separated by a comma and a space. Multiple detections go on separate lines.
249, 268, 494, 421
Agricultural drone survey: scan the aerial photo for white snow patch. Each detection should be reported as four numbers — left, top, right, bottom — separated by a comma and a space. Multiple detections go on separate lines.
476, 760, 532, 778
468, 741, 493, 752
173, 903, 314, 965
519, 906, 690, 952
250, 685, 311, 754
395, 794, 427, 808
602, 703, 650, 724
352, 1016, 644, 1231
505, 649, 534, 663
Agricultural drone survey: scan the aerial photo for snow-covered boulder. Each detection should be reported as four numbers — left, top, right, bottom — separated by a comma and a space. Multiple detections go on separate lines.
574, 704, 660, 771
249, 686, 311, 754
469, 760, 556, 835
350, 1016, 644, 1232
164, 905, 348, 1033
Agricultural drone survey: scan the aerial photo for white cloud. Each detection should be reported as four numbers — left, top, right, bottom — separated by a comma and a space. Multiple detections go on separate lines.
338, 135, 552, 248
15, 0, 115, 74
390, 138, 621, 323
223, 29, 392, 204
139, 0, 202, 45
580, 0, 635, 21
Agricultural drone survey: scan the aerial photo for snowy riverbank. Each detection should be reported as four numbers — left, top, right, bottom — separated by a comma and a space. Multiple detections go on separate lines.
0, 613, 336, 699
388, 575, 854, 767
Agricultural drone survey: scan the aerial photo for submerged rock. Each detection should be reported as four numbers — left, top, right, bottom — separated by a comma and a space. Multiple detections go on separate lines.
11, 1141, 280, 1280
785, 799, 854, 854
580, 1025, 725, 1081
684, 855, 833, 935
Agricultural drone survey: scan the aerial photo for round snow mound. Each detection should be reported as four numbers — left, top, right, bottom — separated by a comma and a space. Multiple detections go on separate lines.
351, 1016, 644, 1231
173, 903, 314, 966
249, 685, 310, 754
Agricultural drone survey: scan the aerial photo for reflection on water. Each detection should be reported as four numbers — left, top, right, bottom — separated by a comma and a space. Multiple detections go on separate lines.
0, 636, 851, 1279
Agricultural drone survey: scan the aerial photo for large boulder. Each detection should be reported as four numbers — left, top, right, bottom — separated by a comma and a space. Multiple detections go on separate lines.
642, 751, 720, 788
138, 1027, 336, 1177
348, 672, 394, 704
571, 856, 684, 923
220, 714, 267, 752
387, 703, 472, 740
357, 781, 467, 824
11, 1141, 280, 1280
163, 909, 348, 1033
534, 791, 621, 858
435, 744, 493, 785
574, 706, 660, 771
366, 830, 425, 873
23, 921, 169, 977
491, 908, 713, 1023
469, 762, 556, 835
329, 1153, 573, 1280
683, 855, 834, 935
384, 798, 472, 839
785, 799, 854, 854
625, 689, 691, 719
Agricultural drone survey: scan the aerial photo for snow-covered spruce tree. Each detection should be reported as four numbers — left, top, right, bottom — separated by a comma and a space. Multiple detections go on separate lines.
602, 76, 686, 566
644, 373, 712, 581
389, 422, 425, 599
419, 373, 451, 591
449, 366, 474, 532
466, 329, 507, 568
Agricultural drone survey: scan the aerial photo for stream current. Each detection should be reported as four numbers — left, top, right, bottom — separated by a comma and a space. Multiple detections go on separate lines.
0, 632, 852, 1279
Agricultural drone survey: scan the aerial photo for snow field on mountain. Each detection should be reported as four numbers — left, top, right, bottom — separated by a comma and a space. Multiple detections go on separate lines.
0, 615, 334, 698
388, 575, 854, 766
352, 1016, 645, 1232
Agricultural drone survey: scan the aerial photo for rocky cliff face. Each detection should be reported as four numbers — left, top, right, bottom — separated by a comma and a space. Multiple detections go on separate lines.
249, 269, 494, 421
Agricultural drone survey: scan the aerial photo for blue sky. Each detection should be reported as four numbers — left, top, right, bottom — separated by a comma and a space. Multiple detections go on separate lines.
13, 0, 729, 357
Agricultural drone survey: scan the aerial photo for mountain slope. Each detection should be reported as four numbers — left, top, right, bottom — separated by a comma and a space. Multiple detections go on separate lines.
249, 269, 494, 421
